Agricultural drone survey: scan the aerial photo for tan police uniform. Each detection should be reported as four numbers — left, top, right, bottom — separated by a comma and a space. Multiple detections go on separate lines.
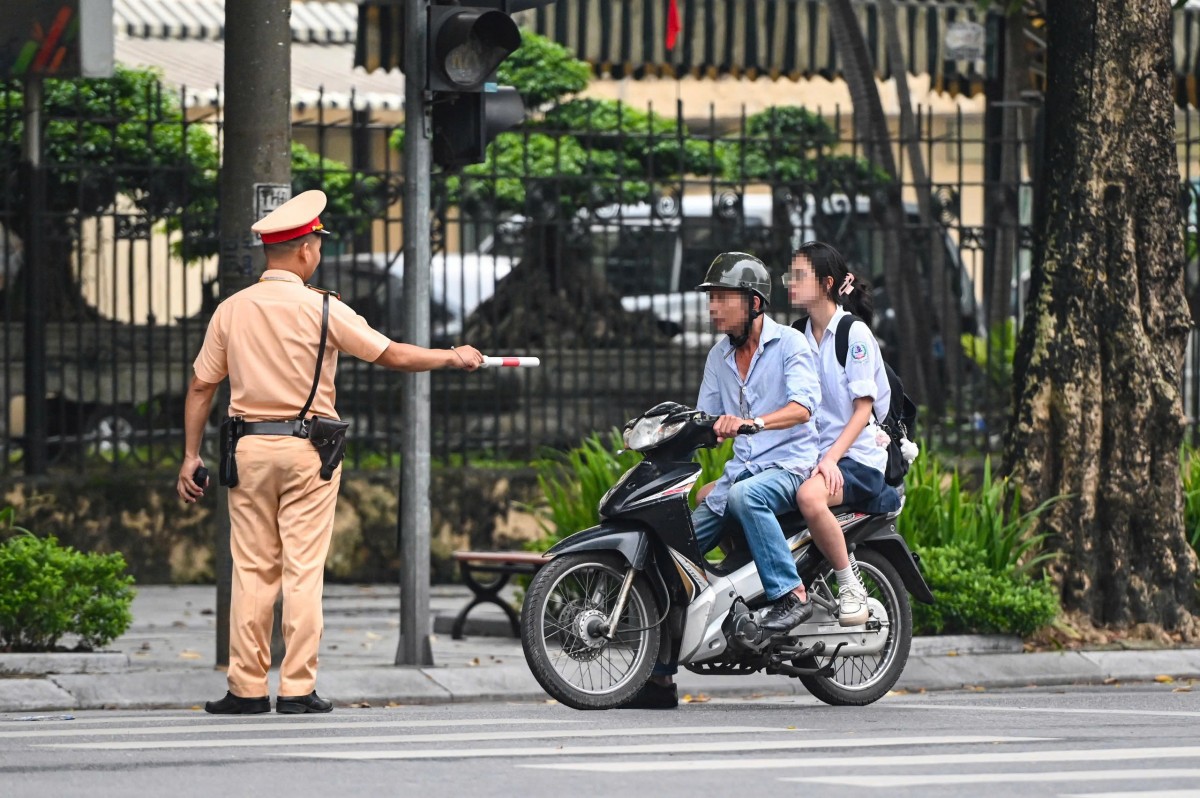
192, 190, 391, 698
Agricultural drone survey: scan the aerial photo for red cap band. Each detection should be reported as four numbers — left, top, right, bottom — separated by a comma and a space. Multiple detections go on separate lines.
259, 218, 325, 244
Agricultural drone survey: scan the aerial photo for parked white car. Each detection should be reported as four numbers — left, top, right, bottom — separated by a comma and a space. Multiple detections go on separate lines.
317, 250, 515, 345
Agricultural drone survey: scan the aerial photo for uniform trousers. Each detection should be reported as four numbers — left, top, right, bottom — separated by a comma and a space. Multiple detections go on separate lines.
226, 434, 340, 697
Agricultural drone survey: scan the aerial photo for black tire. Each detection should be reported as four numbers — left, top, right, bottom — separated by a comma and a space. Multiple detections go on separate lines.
520, 552, 661, 711
796, 547, 912, 706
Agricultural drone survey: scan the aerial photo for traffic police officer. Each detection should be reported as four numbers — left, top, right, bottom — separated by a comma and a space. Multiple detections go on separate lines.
177, 190, 484, 714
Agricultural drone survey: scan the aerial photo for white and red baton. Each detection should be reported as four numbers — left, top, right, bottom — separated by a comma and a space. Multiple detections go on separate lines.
481, 356, 541, 368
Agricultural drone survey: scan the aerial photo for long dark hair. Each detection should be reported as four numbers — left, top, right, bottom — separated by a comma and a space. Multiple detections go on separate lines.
793, 241, 874, 326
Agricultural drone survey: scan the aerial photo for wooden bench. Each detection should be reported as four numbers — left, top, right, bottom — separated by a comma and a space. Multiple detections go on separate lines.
450, 551, 552, 639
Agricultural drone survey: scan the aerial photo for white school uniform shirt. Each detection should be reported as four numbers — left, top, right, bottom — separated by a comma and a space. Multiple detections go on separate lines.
803, 306, 891, 474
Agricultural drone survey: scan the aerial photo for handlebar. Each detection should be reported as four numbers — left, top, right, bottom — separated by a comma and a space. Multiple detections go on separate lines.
688, 411, 759, 437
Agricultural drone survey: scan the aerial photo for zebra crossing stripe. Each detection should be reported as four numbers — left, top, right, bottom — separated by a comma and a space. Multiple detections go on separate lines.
522, 745, 1200, 773
274, 735, 1045, 761
1, 717, 581, 740
781, 768, 1200, 788
38, 725, 782, 751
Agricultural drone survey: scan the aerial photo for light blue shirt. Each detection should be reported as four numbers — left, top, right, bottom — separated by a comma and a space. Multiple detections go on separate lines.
696, 314, 821, 515
804, 307, 891, 475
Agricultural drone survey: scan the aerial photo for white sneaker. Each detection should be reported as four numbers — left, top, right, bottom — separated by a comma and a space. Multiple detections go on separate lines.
837, 583, 869, 627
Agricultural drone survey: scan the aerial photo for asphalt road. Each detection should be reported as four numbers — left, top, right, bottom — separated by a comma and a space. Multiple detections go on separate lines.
3, 684, 1199, 798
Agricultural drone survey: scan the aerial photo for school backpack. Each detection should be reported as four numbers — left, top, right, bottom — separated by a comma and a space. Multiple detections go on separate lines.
793, 314, 918, 486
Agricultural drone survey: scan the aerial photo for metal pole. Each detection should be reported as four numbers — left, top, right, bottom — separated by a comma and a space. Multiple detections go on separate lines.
215, 0, 292, 667
397, 0, 434, 666
21, 78, 47, 475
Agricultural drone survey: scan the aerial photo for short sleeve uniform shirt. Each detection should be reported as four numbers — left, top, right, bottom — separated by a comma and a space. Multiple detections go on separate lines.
193, 269, 392, 420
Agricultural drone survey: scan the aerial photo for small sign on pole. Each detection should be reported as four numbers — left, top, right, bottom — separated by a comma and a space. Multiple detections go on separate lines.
944, 20, 986, 61
253, 184, 292, 229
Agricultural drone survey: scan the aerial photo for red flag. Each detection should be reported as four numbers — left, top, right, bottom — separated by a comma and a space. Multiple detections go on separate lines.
666, 0, 681, 51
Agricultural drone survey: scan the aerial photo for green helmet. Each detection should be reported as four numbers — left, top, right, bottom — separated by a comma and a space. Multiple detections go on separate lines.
696, 251, 771, 308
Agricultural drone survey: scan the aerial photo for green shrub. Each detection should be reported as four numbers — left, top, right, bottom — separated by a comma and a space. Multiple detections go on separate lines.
0, 518, 136, 652
529, 429, 736, 552
528, 431, 642, 551
1182, 442, 1200, 557
911, 545, 1059, 637
899, 452, 1061, 578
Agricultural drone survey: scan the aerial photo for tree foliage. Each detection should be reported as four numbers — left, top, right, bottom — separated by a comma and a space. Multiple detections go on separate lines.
725, 105, 890, 190
495, 29, 591, 110
0, 65, 380, 316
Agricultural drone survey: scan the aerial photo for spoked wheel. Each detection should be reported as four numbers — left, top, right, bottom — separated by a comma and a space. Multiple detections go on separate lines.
520, 552, 660, 710
796, 547, 912, 706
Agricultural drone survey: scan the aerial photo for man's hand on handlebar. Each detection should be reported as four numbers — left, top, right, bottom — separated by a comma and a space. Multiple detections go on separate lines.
713, 414, 758, 441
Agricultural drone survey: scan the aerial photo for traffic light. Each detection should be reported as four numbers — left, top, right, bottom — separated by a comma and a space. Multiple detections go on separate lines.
426, 1, 555, 168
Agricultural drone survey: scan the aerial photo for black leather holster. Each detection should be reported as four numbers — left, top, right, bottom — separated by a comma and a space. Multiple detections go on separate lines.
301, 417, 350, 481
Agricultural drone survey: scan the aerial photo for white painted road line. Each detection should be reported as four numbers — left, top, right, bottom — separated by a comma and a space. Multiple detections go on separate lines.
0, 715, 202, 728
521, 745, 1200, 773
884, 702, 1200, 719
275, 735, 1047, 761
1, 717, 582, 740
1066, 792, 1200, 798
38, 725, 784, 751
781, 768, 1200, 788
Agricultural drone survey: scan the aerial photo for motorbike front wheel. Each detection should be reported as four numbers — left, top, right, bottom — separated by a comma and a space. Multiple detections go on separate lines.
520, 552, 661, 710
795, 547, 912, 706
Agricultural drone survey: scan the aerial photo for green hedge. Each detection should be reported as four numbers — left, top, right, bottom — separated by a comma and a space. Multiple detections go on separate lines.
0, 510, 136, 652
912, 545, 1059, 637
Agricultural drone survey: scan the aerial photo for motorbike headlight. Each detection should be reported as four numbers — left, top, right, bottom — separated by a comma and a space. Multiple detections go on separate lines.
624, 416, 686, 451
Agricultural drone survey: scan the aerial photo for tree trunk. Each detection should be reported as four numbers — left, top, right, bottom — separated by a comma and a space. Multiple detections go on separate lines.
1007, 0, 1198, 635
827, 0, 934, 407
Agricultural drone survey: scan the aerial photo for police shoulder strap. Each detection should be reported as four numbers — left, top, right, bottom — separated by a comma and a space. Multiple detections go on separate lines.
297, 291, 330, 421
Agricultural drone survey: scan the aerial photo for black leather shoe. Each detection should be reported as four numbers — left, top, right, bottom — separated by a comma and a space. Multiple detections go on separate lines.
759, 592, 814, 633
204, 691, 270, 715
618, 681, 678, 709
276, 691, 334, 714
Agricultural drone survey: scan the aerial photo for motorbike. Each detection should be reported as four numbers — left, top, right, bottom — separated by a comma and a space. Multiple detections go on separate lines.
520, 401, 934, 710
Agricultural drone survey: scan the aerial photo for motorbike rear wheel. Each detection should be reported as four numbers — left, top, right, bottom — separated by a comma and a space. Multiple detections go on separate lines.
795, 547, 912, 706
520, 552, 661, 710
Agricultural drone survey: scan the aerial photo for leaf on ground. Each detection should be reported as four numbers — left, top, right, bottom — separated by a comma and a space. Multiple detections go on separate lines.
364, 632, 382, 641
1103, 677, 1120, 685
350, 701, 371, 708
178, 650, 201, 660
1154, 674, 1175, 683
1173, 686, 1192, 693
945, 650, 958, 657
680, 693, 710, 704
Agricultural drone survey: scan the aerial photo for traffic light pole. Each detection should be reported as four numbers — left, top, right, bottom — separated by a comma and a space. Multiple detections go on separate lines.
21, 77, 47, 475
397, 0, 435, 667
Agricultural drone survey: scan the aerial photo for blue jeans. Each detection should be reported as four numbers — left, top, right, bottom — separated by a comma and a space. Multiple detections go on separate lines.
653, 467, 805, 677
694, 467, 805, 601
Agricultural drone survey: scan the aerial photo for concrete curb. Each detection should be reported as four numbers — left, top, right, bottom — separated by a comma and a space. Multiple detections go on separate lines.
0, 652, 131, 676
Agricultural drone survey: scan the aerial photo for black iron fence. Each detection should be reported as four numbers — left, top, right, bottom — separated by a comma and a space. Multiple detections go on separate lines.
2, 76, 1199, 477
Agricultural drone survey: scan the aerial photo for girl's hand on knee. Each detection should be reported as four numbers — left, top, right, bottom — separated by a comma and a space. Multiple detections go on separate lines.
816, 459, 843, 495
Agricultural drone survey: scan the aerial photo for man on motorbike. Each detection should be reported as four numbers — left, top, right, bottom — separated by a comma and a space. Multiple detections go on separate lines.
623, 251, 822, 709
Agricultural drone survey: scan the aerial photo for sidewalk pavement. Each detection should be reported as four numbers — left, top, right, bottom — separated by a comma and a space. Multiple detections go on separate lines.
2, 584, 1199, 713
